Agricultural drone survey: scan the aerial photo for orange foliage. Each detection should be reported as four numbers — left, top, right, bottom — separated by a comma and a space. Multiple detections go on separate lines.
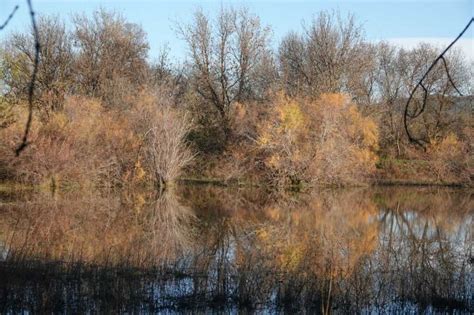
253, 190, 378, 277
0, 97, 137, 187
258, 92, 379, 186
0, 92, 192, 188
429, 133, 471, 184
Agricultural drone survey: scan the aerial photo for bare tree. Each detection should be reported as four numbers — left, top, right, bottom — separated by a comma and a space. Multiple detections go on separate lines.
142, 106, 194, 190
147, 45, 189, 102
72, 9, 149, 107
177, 7, 272, 134
399, 44, 469, 146
2, 15, 73, 115
131, 90, 194, 190
403, 18, 473, 147
279, 11, 369, 98
371, 42, 406, 155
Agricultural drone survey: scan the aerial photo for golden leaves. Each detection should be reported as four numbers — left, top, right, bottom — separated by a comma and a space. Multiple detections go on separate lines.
277, 99, 305, 132
134, 160, 147, 182
257, 92, 379, 186
429, 133, 470, 183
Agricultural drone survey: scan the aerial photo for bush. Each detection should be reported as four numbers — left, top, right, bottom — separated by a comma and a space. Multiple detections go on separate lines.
130, 91, 194, 187
430, 133, 471, 184
0, 92, 193, 189
0, 97, 131, 187
258, 93, 378, 186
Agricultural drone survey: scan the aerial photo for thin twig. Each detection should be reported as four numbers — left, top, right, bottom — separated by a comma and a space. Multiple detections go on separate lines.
440, 56, 463, 96
16, 0, 40, 156
403, 18, 473, 147
0, 5, 19, 30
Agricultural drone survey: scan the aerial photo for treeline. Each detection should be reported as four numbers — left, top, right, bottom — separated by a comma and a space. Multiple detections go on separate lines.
0, 8, 472, 189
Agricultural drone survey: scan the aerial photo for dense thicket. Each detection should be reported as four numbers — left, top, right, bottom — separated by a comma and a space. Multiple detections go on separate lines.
0, 8, 472, 188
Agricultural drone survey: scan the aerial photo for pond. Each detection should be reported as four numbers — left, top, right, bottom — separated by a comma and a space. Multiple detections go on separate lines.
0, 186, 472, 313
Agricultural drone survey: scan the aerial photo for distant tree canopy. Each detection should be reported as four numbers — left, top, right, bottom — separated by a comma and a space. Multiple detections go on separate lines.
1, 9, 150, 113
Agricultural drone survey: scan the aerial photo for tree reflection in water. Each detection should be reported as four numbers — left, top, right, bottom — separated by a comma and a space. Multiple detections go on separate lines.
0, 187, 472, 313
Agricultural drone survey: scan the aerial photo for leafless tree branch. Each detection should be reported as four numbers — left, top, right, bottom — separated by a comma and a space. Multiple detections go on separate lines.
403, 18, 473, 147
16, 0, 41, 156
440, 56, 463, 96
0, 5, 19, 30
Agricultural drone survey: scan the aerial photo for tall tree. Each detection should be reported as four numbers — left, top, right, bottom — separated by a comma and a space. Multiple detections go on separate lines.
279, 11, 370, 99
73, 9, 149, 107
177, 7, 273, 133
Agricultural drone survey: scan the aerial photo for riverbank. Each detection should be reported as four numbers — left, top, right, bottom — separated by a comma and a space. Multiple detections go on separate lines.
1, 154, 472, 193
1, 174, 471, 195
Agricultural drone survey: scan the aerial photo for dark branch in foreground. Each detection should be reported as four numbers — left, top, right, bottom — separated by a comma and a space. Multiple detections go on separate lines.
0, 5, 19, 30
16, 0, 40, 156
403, 18, 473, 148
440, 56, 463, 96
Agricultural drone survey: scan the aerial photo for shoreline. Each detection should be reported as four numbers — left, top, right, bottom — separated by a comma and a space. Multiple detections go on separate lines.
1, 177, 471, 194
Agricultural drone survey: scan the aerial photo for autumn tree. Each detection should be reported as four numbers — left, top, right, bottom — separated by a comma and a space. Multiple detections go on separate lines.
399, 44, 469, 145
258, 93, 378, 187
368, 42, 406, 156
147, 45, 189, 103
72, 9, 149, 108
429, 133, 471, 184
148, 45, 175, 87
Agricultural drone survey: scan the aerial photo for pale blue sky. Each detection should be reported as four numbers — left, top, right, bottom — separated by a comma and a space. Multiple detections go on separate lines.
1, 0, 473, 62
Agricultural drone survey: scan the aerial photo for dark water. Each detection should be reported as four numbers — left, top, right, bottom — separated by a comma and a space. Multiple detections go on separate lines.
0, 186, 472, 314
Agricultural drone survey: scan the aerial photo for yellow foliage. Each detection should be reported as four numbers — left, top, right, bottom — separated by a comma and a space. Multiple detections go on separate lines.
317, 93, 347, 110
39, 112, 70, 138
0, 93, 177, 188
134, 160, 147, 182
277, 99, 305, 132
258, 130, 271, 146
279, 244, 305, 272
268, 154, 281, 168
257, 92, 379, 186
430, 133, 470, 183
256, 227, 270, 242
433, 133, 462, 153
133, 193, 146, 214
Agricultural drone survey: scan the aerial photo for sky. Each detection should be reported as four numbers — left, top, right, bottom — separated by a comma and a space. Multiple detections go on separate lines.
1, 0, 473, 62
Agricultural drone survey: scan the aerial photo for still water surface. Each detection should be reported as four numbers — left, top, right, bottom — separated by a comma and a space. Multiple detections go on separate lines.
0, 186, 472, 313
